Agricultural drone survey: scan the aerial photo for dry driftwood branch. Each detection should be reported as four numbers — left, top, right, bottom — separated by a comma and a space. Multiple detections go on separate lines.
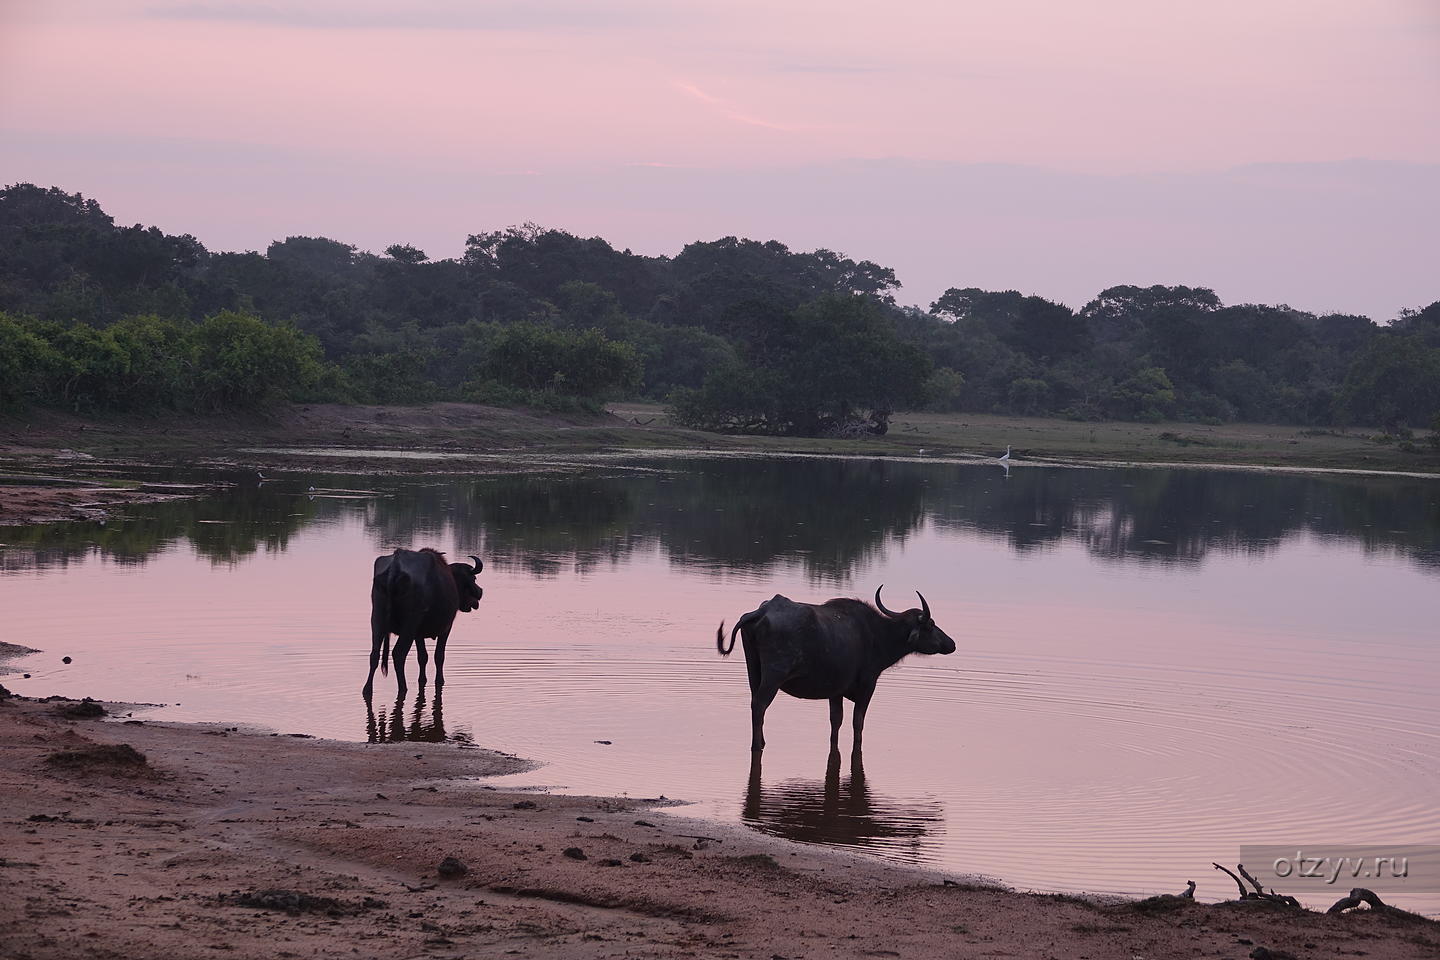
1237, 863, 1268, 896
1214, 862, 1249, 898
1212, 863, 1301, 908
1326, 887, 1430, 922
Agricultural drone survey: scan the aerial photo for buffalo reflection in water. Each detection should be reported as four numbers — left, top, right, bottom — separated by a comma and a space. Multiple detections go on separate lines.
742, 748, 943, 858
365, 688, 469, 744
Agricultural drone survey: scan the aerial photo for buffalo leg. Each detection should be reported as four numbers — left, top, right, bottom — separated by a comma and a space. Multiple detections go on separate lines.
750, 682, 780, 752
415, 638, 429, 686
392, 635, 415, 691
850, 679, 878, 749
362, 626, 386, 698
743, 646, 762, 697
433, 628, 449, 688
828, 697, 844, 749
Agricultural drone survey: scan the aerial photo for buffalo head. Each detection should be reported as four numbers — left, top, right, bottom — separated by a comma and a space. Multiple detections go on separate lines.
449, 555, 485, 612
874, 585, 956, 655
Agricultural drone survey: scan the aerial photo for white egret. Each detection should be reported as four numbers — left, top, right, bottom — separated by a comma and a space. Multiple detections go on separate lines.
997, 445, 1012, 462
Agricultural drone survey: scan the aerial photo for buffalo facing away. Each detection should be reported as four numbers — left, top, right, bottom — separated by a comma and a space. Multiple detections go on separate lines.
364, 549, 483, 697
717, 587, 956, 751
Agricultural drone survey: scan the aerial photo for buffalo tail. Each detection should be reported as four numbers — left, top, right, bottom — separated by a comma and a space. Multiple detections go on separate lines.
716, 621, 735, 656
380, 634, 390, 676
718, 609, 761, 656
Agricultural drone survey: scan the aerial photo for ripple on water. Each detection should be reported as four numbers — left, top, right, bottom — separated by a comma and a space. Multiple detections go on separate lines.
4, 465, 1438, 915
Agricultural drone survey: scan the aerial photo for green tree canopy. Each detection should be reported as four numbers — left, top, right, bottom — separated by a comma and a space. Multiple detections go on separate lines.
670, 294, 928, 436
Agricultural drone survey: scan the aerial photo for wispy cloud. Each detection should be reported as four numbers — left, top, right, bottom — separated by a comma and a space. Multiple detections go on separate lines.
770, 63, 890, 76
146, 0, 685, 32
675, 82, 798, 132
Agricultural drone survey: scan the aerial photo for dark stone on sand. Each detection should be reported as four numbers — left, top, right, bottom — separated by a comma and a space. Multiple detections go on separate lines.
599, 858, 623, 867
634, 819, 656, 827
629, 852, 651, 863
55, 699, 106, 719
563, 847, 587, 860
512, 800, 537, 810
225, 888, 384, 916
44, 743, 147, 769
1250, 948, 1297, 960
576, 816, 594, 822
62, 656, 72, 664
437, 856, 468, 878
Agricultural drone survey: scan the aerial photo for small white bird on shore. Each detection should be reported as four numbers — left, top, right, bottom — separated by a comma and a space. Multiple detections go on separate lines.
997, 445, 1012, 463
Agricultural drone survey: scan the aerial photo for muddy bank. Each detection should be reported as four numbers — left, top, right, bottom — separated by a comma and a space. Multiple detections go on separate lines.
3, 401, 1436, 526
1, 695, 1434, 960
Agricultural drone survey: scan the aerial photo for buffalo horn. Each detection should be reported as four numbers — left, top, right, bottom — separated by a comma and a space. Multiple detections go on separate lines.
874, 585, 900, 619
917, 590, 931, 621
469, 555, 484, 573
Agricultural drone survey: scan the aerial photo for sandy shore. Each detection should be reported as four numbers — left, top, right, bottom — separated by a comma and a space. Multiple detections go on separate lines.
1, 690, 1435, 960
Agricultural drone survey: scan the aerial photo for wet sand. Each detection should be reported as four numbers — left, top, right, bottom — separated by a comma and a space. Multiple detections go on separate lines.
1, 692, 1435, 960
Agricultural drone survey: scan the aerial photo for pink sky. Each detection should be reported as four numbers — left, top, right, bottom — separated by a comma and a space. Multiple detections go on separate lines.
2, 0, 1438, 317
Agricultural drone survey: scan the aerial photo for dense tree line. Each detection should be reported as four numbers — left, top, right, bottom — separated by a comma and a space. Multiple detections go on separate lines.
1, 183, 1436, 435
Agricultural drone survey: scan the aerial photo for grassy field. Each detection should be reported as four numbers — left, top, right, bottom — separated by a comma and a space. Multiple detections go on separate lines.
610, 402, 1440, 474
3, 400, 1438, 476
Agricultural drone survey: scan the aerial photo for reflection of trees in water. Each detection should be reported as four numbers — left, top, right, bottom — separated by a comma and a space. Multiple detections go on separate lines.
0, 482, 325, 571
373, 458, 930, 581
364, 688, 467, 744
2, 458, 1436, 577
741, 748, 943, 856
927, 467, 1440, 569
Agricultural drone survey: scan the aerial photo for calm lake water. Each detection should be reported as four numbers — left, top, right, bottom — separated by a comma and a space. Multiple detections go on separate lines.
3, 453, 1438, 912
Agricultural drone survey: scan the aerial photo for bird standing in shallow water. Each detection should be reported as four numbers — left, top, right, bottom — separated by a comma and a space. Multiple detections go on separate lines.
997, 445, 1012, 462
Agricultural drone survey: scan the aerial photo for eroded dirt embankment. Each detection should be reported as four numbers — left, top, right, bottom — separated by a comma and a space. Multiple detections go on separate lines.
1, 692, 1435, 960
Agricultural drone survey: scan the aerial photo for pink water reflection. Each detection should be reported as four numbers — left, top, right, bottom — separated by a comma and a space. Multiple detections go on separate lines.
3, 464, 1438, 913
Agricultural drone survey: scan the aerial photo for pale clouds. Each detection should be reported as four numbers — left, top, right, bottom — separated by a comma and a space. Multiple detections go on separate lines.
143, 0, 690, 32
1, 0, 1435, 321
675, 83, 804, 133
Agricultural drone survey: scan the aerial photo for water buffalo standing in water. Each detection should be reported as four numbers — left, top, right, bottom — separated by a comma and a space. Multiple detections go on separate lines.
717, 587, 956, 751
364, 549, 483, 697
